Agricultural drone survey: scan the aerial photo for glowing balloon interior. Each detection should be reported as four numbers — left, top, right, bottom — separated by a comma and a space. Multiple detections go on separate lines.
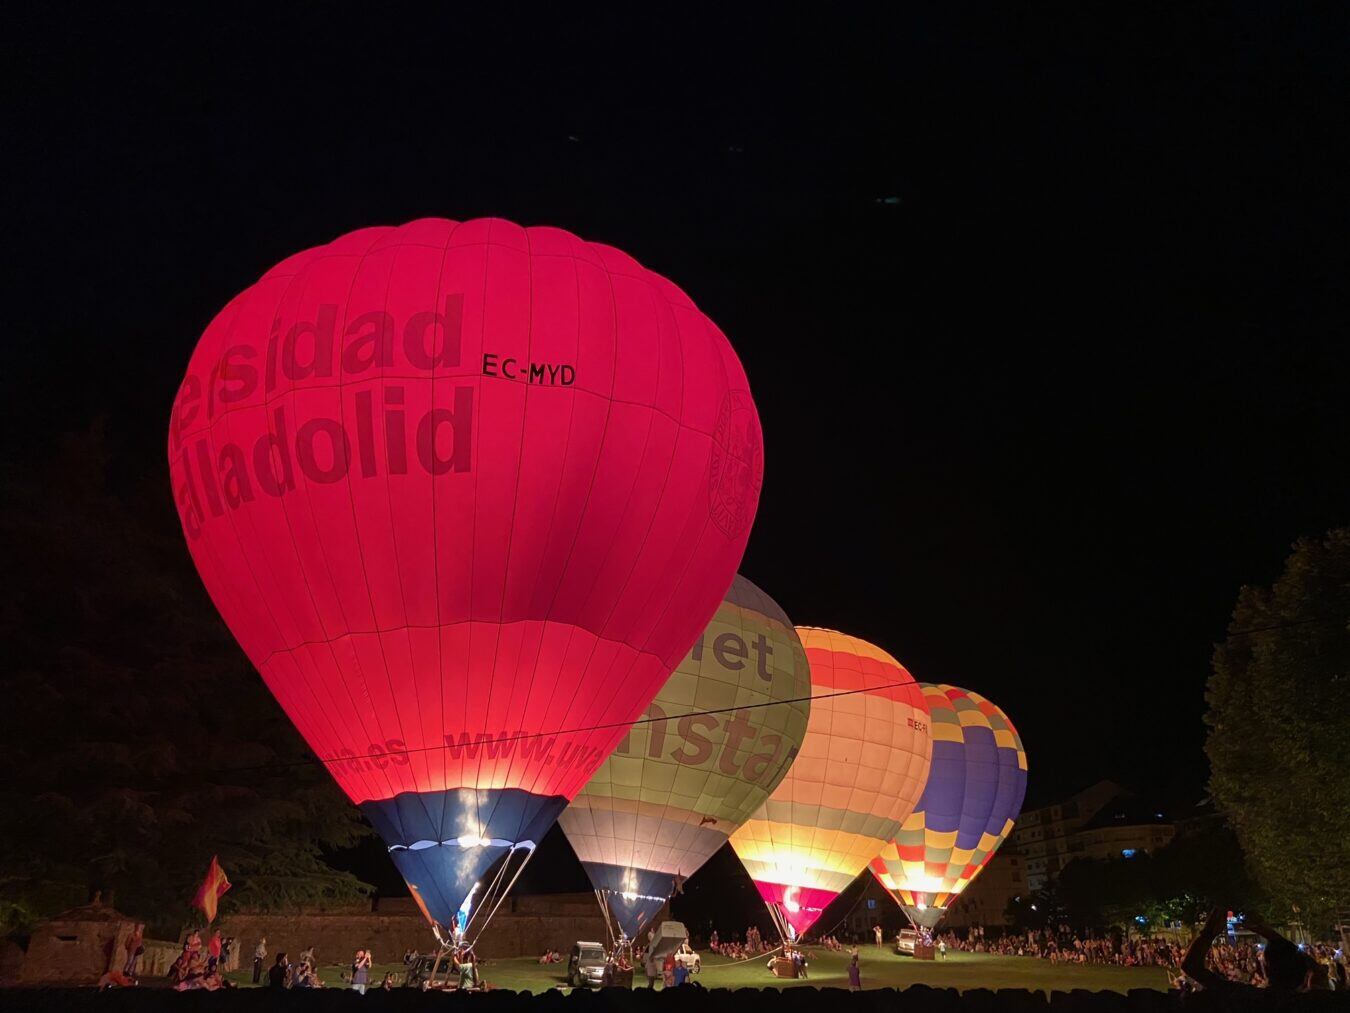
870, 685, 1027, 930
729, 628, 931, 940
559, 575, 811, 939
168, 218, 762, 931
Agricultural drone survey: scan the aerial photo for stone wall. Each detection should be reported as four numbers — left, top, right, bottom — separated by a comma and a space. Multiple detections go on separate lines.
18, 913, 133, 984
215, 892, 609, 967
138, 940, 183, 978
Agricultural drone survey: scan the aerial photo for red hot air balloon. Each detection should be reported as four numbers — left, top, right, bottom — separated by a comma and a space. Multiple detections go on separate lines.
168, 218, 763, 935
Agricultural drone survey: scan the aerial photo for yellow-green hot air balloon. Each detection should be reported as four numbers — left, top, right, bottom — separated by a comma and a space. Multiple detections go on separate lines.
558, 575, 811, 939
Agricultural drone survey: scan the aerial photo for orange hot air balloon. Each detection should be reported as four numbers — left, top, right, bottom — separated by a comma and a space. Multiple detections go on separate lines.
729, 628, 932, 940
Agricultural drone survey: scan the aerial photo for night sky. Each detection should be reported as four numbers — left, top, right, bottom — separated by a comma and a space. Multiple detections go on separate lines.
6, 3, 1348, 832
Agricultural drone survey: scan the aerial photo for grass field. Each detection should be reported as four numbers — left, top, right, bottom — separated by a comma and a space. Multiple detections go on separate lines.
227, 949, 1170, 995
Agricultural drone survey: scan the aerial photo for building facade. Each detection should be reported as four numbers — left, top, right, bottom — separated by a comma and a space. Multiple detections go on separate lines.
1072, 795, 1176, 865
940, 848, 1028, 929
842, 873, 907, 940
1010, 781, 1174, 893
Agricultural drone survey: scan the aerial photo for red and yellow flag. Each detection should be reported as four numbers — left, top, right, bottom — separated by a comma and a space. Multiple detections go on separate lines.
192, 856, 232, 923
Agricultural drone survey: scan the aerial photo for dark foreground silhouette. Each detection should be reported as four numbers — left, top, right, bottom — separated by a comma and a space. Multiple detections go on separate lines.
3, 985, 1348, 1013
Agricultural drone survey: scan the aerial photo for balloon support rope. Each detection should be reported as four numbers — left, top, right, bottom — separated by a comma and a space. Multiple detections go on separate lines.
463, 855, 513, 939
814, 886, 875, 943
594, 889, 619, 950
766, 901, 794, 947
720, 944, 785, 966
465, 843, 536, 948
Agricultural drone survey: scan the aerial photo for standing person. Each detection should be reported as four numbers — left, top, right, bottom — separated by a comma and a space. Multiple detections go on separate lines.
938, 939, 948, 960
208, 930, 223, 971
662, 950, 677, 987
680, 942, 699, 980
873, 924, 883, 949
672, 950, 688, 987
123, 923, 144, 976
848, 955, 861, 992
186, 929, 202, 957
351, 948, 372, 994
221, 936, 234, 972
458, 946, 477, 990
253, 938, 267, 984
268, 953, 289, 988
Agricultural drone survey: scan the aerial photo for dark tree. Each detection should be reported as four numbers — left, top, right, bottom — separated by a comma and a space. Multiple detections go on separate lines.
1206, 529, 1350, 930
1012, 824, 1261, 935
1148, 818, 1262, 925
0, 426, 372, 935
1054, 856, 1153, 932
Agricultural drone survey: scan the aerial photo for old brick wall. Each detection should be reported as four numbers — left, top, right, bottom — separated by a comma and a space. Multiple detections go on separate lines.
216, 893, 609, 966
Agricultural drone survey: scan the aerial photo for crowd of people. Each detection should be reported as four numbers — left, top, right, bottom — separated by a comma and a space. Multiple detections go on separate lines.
246, 942, 394, 992
707, 925, 776, 960
165, 929, 237, 991
109, 904, 1349, 998
930, 914, 1348, 993
932, 925, 1187, 969
1182, 910, 1348, 995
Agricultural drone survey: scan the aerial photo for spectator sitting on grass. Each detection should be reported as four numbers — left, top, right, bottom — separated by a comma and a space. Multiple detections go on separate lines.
268, 952, 288, 988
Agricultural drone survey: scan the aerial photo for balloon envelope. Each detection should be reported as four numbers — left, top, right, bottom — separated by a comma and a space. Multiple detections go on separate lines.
870, 685, 1027, 929
729, 628, 931, 939
558, 575, 811, 938
168, 218, 763, 929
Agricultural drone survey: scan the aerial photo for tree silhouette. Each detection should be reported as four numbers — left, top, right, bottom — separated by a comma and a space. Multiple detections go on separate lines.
1207, 529, 1350, 931
0, 425, 372, 935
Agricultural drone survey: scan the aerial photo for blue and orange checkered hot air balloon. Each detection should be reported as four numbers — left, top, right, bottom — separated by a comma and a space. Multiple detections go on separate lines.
870, 685, 1027, 930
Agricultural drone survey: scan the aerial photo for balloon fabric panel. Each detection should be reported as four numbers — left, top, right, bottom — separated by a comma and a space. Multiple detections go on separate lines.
729, 628, 931, 939
559, 575, 811, 938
